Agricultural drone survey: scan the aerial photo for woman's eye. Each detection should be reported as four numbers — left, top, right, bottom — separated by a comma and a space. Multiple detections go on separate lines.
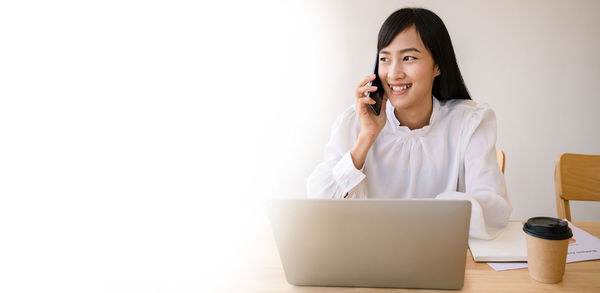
379, 57, 390, 62
403, 56, 416, 61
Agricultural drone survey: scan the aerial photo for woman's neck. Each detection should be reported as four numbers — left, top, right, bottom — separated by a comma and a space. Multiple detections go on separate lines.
394, 97, 433, 130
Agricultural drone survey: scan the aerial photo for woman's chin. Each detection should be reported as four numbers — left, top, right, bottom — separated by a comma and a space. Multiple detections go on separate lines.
388, 96, 413, 110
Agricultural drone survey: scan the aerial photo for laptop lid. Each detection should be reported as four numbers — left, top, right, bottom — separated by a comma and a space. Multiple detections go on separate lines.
266, 199, 471, 289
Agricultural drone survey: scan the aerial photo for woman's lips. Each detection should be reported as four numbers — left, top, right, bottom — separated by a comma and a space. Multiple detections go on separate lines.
389, 83, 412, 95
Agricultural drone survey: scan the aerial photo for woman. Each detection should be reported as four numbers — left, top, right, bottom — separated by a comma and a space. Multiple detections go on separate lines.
307, 8, 511, 240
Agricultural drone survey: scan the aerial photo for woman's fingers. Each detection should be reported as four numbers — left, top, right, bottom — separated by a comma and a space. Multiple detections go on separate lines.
356, 75, 376, 94
359, 97, 376, 105
355, 75, 381, 117
356, 85, 378, 98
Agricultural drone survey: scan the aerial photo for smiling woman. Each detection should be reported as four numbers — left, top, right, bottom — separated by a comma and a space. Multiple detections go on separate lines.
378, 26, 441, 129
306, 7, 512, 240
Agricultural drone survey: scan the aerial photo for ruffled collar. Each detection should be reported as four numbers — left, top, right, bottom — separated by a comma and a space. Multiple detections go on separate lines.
385, 96, 440, 137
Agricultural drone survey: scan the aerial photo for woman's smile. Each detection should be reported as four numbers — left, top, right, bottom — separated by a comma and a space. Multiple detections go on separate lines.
389, 83, 413, 95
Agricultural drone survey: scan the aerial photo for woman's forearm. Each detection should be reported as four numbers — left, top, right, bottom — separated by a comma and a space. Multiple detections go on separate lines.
350, 133, 376, 170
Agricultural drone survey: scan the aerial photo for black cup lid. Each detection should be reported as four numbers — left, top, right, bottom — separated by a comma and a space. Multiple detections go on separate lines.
523, 217, 573, 240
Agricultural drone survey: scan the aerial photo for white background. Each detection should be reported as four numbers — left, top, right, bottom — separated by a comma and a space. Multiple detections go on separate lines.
1, 0, 599, 292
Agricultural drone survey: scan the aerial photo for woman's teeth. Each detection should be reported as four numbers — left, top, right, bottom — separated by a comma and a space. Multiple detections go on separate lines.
391, 84, 412, 91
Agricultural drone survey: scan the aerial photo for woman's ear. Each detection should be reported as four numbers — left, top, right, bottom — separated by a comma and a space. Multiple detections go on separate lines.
434, 65, 441, 77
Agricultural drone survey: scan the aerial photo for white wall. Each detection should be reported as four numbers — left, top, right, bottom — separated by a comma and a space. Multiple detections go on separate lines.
269, 0, 600, 221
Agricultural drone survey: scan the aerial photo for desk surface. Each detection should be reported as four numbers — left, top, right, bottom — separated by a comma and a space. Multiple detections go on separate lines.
223, 221, 600, 293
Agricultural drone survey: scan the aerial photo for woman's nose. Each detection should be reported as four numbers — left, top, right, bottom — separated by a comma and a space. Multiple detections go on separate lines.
387, 62, 406, 80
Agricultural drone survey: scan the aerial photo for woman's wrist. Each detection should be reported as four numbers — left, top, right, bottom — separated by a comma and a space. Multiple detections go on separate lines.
358, 131, 378, 145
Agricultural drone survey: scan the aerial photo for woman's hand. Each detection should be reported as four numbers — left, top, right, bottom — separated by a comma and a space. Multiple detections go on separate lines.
355, 74, 388, 139
350, 74, 388, 170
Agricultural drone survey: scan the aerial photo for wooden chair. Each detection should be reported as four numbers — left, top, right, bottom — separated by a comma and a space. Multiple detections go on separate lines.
554, 153, 600, 221
496, 149, 505, 174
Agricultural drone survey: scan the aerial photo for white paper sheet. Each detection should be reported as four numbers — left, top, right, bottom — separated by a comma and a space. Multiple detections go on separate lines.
488, 262, 528, 271
469, 221, 527, 262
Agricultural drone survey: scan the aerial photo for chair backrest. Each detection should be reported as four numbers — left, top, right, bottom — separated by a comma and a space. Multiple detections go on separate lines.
496, 149, 505, 174
554, 153, 600, 221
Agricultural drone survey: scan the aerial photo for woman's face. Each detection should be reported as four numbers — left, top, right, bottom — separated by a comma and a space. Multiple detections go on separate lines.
378, 25, 440, 112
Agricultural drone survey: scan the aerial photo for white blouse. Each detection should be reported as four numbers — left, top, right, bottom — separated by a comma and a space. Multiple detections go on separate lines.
307, 97, 512, 240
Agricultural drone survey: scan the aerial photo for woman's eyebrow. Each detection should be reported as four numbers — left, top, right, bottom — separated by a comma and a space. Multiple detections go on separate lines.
380, 47, 421, 55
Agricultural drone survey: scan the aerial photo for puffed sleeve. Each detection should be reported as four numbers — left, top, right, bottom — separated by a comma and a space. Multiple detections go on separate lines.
306, 106, 367, 199
436, 104, 512, 239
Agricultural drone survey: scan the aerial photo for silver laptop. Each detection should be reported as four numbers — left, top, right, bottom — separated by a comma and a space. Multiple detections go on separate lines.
266, 199, 471, 290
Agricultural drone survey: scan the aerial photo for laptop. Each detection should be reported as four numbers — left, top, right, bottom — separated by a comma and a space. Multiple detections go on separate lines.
266, 199, 471, 290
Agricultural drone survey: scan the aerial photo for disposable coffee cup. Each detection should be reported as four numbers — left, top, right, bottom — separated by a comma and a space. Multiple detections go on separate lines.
523, 217, 573, 283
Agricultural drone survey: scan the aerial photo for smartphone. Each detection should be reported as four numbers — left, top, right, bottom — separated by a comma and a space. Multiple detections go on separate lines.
367, 53, 384, 115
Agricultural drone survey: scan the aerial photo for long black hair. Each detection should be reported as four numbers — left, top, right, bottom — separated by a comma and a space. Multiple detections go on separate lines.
377, 8, 471, 101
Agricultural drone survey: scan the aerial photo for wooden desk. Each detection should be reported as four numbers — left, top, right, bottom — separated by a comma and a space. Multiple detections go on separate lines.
223, 221, 600, 292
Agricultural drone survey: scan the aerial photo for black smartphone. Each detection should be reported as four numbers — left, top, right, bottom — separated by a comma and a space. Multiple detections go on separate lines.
367, 53, 384, 115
